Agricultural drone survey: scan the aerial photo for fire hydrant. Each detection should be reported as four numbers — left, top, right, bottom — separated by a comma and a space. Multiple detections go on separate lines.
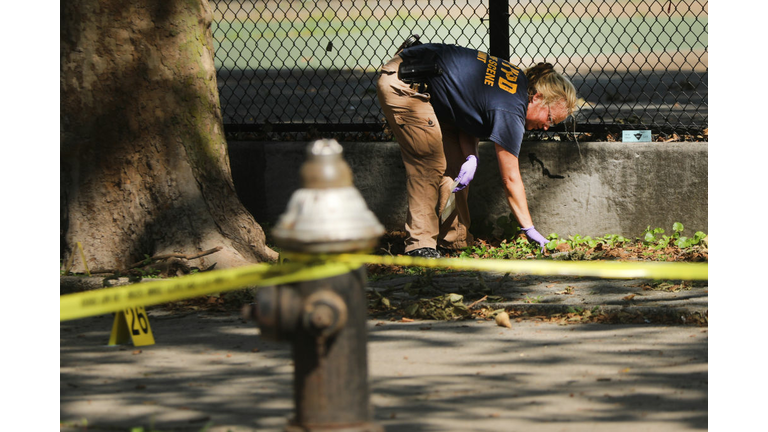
244, 139, 385, 432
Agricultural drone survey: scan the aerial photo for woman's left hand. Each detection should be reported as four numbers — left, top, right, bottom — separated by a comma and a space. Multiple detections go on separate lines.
521, 226, 548, 252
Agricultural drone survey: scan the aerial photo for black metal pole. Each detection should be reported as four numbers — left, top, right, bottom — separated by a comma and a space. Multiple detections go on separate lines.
489, 0, 510, 60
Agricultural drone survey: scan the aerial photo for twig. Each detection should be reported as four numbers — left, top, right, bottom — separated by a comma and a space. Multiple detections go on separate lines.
130, 246, 223, 268
467, 295, 488, 309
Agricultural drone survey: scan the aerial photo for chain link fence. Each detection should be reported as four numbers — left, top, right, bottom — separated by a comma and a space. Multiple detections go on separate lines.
212, 0, 707, 139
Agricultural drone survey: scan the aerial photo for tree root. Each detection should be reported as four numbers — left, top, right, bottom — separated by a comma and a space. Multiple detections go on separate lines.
129, 246, 223, 269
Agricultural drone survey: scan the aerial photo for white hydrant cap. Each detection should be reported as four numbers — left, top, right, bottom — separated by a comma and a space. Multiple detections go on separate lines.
272, 139, 385, 253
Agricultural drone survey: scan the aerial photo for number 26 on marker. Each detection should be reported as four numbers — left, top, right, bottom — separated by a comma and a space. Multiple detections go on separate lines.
108, 305, 155, 346
124, 307, 150, 335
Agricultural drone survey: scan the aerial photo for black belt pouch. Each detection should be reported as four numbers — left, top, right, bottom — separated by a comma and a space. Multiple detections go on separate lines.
398, 51, 443, 84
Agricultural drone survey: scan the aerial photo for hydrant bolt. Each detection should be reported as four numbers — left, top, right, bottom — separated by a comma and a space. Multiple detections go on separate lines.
303, 290, 348, 337
309, 304, 334, 328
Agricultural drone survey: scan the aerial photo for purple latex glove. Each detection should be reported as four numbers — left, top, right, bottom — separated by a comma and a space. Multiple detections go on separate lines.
521, 226, 548, 252
452, 155, 478, 192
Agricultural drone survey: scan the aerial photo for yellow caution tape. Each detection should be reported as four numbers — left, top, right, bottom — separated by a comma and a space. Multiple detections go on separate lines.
60, 260, 361, 322
61, 252, 707, 322
282, 252, 709, 281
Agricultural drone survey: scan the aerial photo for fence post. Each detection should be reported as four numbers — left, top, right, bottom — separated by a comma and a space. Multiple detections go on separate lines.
489, 0, 510, 60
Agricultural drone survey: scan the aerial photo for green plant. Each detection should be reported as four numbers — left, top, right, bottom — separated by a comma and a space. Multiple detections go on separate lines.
640, 223, 707, 250
138, 267, 162, 278
641, 225, 666, 245
543, 232, 566, 251
469, 218, 496, 240
601, 233, 629, 248
129, 421, 214, 432
389, 223, 706, 271
524, 295, 542, 304
676, 229, 707, 248
140, 254, 154, 267
568, 233, 598, 248
495, 213, 521, 240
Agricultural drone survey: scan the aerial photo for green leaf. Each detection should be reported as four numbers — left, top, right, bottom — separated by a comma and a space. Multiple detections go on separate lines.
446, 293, 464, 304
404, 303, 420, 317
673, 222, 684, 233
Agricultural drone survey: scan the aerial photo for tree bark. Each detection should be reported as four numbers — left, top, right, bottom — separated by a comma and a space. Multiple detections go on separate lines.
61, 0, 277, 272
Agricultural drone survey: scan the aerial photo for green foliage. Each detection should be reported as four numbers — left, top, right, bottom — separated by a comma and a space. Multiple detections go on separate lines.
568, 233, 598, 248
129, 422, 213, 432
469, 218, 496, 242
678, 230, 707, 248
460, 235, 543, 260
137, 267, 162, 278
639, 223, 707, 250
524, 295, 543, 304
458, 221, 706, 261
601, 234, 629, 248
495, 214, 520, 240
140, 254, 154, 266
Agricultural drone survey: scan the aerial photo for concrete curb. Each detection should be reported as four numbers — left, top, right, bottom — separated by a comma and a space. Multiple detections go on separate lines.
229, 140, 708, 238
479, 303, 708, 324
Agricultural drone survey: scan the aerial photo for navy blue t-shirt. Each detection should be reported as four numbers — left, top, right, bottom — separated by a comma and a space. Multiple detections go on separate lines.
400, 43, 529, 157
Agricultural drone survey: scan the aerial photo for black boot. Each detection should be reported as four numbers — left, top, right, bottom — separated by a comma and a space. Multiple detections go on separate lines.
403, 247, 441, 259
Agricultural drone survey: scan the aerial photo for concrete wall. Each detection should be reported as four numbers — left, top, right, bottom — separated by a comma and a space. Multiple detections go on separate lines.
229, 141, 708, 239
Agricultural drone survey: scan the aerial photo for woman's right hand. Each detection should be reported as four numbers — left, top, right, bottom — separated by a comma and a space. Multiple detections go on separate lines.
452, 155, 478, 192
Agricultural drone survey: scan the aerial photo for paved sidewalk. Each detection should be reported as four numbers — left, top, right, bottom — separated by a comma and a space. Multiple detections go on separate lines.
368, 272, 708, 324
61, 274, 707, 432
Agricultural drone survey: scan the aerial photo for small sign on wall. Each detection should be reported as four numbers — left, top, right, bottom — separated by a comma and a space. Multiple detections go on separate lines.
622, 130, 652, 142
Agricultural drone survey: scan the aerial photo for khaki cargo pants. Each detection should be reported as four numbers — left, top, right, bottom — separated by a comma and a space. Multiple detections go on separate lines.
376, 55, 475, 253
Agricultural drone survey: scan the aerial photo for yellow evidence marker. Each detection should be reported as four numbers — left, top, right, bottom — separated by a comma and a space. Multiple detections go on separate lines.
108, 306, 155, 347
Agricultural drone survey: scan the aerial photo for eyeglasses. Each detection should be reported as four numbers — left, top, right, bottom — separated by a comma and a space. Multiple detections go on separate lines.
546, 106, 555, 127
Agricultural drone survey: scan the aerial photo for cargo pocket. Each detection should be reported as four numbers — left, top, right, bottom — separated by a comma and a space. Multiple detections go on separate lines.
392, 113, 442, 159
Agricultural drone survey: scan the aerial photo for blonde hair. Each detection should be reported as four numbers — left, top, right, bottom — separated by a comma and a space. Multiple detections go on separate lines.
524, 63, 578, 115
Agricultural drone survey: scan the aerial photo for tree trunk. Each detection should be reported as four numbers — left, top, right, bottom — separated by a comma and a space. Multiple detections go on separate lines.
61, 0, 277, 272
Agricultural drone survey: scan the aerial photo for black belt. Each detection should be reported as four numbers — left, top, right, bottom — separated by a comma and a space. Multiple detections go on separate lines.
396, 34, 423, 54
